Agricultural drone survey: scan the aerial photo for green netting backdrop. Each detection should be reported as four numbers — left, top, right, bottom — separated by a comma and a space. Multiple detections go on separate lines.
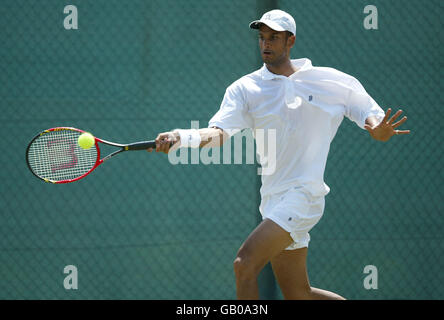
0, 0, 442, 299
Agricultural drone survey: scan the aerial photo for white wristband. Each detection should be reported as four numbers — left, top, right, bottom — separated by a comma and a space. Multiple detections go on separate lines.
175, 129, 201, 148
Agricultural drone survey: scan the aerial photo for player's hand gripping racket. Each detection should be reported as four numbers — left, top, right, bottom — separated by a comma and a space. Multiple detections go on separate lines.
26, 127, 159, 184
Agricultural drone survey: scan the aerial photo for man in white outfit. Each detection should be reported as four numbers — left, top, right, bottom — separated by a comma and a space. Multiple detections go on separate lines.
149, 9, 410, 299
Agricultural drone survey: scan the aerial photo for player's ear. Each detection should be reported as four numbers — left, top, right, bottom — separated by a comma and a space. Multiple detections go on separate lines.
287, 34, 296, 48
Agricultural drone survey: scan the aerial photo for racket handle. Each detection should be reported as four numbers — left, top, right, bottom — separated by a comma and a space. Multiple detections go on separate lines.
126, 141, 156, 150
125, 140, 174, 151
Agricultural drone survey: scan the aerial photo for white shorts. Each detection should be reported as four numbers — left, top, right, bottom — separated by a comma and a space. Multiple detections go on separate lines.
259, 186, 325, 250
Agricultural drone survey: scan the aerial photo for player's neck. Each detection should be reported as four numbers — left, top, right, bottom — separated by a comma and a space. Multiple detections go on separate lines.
265, 59, 298, 77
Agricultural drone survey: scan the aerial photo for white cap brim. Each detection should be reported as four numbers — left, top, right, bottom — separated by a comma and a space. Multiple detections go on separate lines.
249, 19, 287, 32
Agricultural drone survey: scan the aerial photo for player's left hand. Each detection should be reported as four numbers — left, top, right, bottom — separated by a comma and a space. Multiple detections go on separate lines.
364, 108, 410, 142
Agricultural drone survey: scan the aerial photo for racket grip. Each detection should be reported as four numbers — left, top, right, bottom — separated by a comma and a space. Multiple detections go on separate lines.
125, 140, 174, 151
126, 141, 157, 150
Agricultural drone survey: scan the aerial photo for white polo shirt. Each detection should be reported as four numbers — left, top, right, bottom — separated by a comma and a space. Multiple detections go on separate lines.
208, 58, 385, 198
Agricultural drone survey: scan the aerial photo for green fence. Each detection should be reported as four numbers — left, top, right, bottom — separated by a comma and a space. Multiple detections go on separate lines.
0, 0, 442, 299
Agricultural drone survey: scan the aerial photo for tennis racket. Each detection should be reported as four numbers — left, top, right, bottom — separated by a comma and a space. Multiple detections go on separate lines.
26, 127, 160, 184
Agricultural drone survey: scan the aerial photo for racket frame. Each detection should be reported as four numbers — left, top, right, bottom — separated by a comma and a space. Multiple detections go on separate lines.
26, 127, 156, 184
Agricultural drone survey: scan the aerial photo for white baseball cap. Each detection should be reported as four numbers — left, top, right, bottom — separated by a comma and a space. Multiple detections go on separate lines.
249, 9, 296, 35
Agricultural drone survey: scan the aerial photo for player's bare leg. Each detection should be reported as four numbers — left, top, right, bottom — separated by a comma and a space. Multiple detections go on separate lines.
233, 218, 293, 299
271, 247, 345, 300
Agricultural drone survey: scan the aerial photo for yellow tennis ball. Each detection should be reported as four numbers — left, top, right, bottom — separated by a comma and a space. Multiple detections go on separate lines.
78, 132, 95, 149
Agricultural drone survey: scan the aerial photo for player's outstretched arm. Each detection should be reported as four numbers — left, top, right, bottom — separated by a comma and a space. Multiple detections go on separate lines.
364, 108, 410, 142
147, 126, 228, 154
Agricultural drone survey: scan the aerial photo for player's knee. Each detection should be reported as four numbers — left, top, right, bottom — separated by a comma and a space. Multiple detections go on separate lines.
233, 256, 260, 281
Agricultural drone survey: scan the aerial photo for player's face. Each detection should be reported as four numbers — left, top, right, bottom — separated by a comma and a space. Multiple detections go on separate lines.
258, 25, 293, 66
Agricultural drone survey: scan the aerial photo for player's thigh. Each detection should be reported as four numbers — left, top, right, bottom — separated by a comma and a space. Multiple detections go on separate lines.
270, 247, 311, 294
235, 218, 293, 273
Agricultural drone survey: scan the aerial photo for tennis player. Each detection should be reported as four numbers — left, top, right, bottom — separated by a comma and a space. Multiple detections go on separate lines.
148, 9, 410, 300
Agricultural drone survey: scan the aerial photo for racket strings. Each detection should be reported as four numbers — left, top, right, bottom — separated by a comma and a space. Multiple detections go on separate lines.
27, 130, 98, 182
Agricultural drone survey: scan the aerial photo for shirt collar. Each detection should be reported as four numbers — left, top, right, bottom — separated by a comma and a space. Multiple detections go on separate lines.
261, 58, 313, 80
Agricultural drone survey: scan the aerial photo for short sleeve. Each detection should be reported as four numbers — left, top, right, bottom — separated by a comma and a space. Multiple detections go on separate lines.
208, 81, 254, 136
345, 77, 385, 129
